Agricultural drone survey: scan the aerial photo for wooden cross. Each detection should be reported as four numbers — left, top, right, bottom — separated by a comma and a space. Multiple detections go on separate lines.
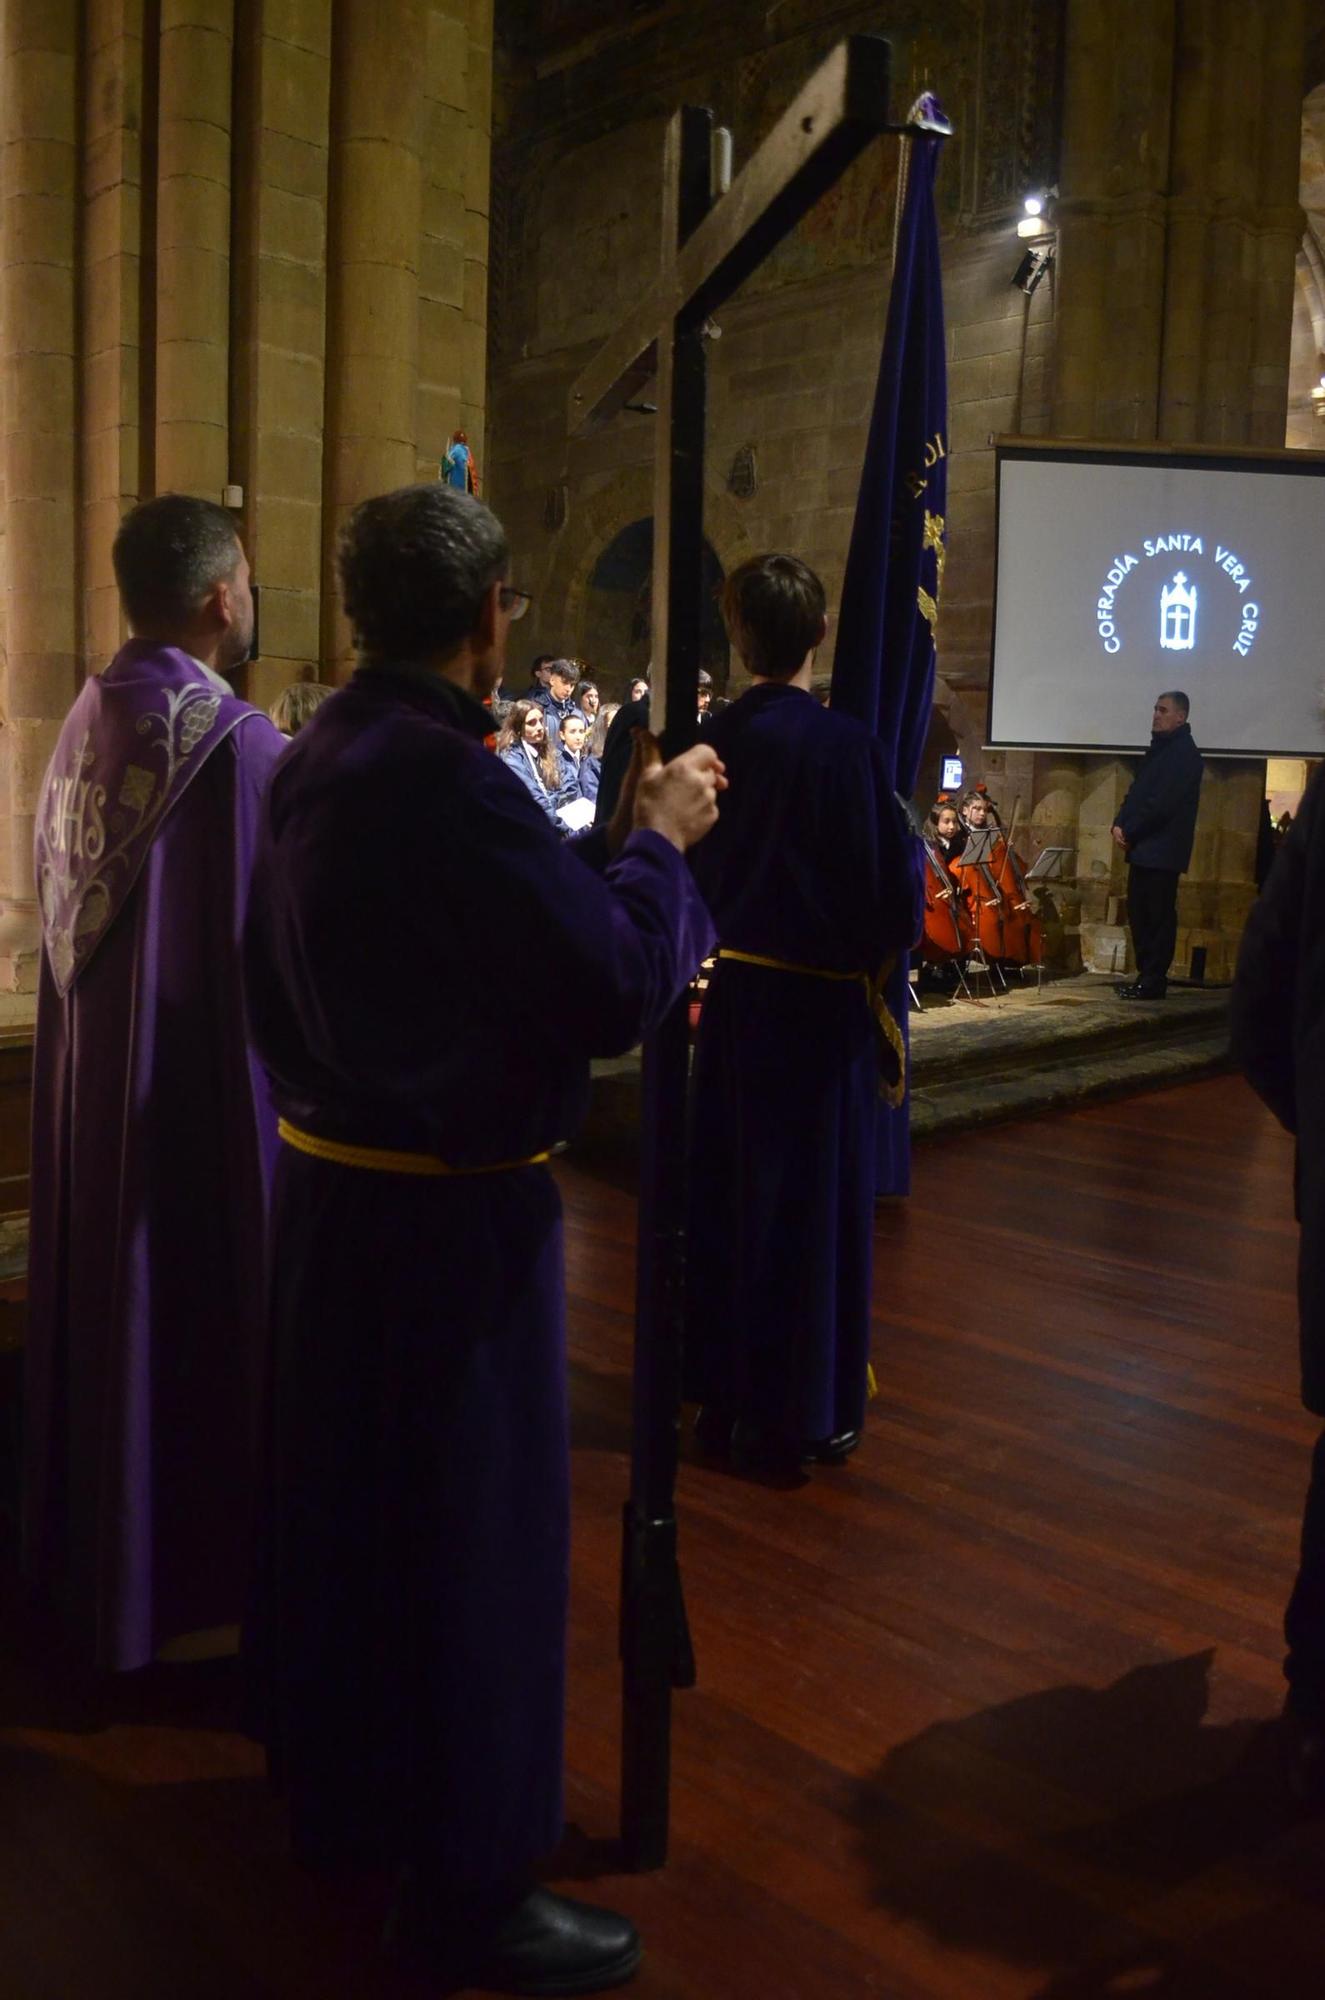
569, 32, 936, 1870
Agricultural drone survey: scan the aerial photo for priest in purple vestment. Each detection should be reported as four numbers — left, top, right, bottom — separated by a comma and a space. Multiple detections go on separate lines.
241, 482, 720, 1995
683, 554, 921, 1476
25, 493, 284, 1672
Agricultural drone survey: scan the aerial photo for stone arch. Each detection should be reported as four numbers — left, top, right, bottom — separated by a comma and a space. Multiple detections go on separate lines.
538, 462, 759, 668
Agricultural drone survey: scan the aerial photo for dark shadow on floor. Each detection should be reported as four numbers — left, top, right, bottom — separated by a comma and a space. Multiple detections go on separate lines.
851, 1651, 1325, 1997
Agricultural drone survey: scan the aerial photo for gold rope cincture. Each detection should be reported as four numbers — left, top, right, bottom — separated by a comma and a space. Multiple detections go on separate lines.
277, 1118, 550, 1178
714, 948, 907, 1112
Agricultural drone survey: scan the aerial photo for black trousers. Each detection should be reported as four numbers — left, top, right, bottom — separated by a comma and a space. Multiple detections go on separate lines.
1127, 864, 1179, 992
1286, 1428, 1325, 1719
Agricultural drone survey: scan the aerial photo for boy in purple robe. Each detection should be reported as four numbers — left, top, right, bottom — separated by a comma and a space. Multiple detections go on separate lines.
241, 483, 721, 1994
683, 554, 921, 1475
25, 493, 283, 1671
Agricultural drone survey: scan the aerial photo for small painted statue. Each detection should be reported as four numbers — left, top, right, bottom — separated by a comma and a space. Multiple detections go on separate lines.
442, 429, 479, 496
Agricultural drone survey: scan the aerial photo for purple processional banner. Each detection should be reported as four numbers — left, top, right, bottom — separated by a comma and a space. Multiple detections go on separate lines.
830, 102, 950, 1198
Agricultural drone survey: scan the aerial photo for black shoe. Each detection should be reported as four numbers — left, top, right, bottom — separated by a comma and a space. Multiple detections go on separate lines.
802, 1429, 860, 1466
391, 1885, 642, 1996
693, 1404, 735, 1458
1116, 981, 1166, 1001
471, 1889, 642, 1996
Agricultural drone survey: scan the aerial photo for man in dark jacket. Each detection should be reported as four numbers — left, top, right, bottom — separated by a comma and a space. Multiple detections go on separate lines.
1231, 767, 1325, 1801
1111, 690, 1204, 1000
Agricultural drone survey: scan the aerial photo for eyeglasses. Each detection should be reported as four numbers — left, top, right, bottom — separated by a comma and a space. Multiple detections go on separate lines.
499, 585, 532, 622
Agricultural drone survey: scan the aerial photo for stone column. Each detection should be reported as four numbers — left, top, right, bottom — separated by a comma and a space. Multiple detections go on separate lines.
320, 0, 426, 676
459, 0, 492, 465
231, 0, 332, 711
82, 0, 146, 674
0, 0, 80, 990
1037, 0, 1307, 982
154, 0, 233, 496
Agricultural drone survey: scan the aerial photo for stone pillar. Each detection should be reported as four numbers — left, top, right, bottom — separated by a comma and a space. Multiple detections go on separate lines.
154, 0, 234, 496
0, 0, 80, 990
231, 0, 332, 711
459, 0, 492, 465
1053, 1, 1175, 442
320, 0, 426, 676
82, 0, 146, 674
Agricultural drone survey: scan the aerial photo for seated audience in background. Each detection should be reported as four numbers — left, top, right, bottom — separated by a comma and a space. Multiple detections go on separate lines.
270, 681, 335, 736
582, 702, 618, 806
628, 677, 650, 705
559, 710, 589, 791
697, 669, 713, 725
522, 653, 555, 701
535, 657, 581, 737
495, 699, 571, 827
575, 680, 600, 726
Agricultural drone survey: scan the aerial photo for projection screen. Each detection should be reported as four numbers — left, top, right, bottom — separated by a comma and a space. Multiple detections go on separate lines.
988, 442, 1325, 756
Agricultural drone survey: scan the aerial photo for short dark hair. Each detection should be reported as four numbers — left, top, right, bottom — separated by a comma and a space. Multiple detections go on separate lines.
721, 554, 826, 679
547, 657, 580, 687
339, 483, 508, 661
269, 681, 335, 734
112, 493, 242, 628
1158, 689, 1190, 717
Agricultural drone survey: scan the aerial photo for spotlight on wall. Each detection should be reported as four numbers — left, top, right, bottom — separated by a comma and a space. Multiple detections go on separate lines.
1012, 244, 1053, 296
1017, 186, 1058, 239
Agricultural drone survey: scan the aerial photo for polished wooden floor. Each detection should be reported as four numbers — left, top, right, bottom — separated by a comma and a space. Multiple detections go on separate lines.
3, 1075, 1322, 1999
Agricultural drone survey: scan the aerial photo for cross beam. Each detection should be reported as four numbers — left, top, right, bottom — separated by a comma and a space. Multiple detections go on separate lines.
568, 34, 896, 437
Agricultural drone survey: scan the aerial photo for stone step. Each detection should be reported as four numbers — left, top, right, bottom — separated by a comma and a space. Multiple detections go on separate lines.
580, 974, 1234, 1163
910, 1024, 1230, 1139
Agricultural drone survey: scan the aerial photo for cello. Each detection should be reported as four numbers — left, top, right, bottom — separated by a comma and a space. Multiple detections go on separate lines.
920, 798, 969, 968
962, 786, 1044, 970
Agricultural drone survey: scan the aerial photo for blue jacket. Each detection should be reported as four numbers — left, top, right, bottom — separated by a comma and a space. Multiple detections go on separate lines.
1114, 723, 1204, 873
499, 743, 561, 825
533, 686, 576, 735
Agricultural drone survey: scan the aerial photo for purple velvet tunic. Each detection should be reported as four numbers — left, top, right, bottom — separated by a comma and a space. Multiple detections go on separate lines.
683, 682, 920, 1442
240, 663, 712, 1887
24, 641, 284, 1670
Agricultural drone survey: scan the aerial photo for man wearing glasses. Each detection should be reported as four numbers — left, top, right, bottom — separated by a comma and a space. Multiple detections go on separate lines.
242, 482, 724, 1994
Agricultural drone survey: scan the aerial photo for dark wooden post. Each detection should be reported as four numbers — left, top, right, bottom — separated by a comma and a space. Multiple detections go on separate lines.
619, 103, 712, 1873
568, 33, 907, 1873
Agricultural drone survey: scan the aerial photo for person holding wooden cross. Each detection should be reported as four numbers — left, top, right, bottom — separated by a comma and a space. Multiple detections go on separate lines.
684, 552, 920, 1476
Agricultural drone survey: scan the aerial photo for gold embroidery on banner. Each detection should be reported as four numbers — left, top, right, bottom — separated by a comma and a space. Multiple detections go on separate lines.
917, 585, 939, 635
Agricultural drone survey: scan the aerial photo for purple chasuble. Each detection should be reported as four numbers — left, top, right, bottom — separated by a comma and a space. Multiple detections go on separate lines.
25, 641, 284, 1670
240, 663, 713, 1887
683, 682, 920, 1443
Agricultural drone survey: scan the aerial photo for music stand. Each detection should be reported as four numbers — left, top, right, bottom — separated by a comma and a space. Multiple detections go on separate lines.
1026, 845, 1072, 882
